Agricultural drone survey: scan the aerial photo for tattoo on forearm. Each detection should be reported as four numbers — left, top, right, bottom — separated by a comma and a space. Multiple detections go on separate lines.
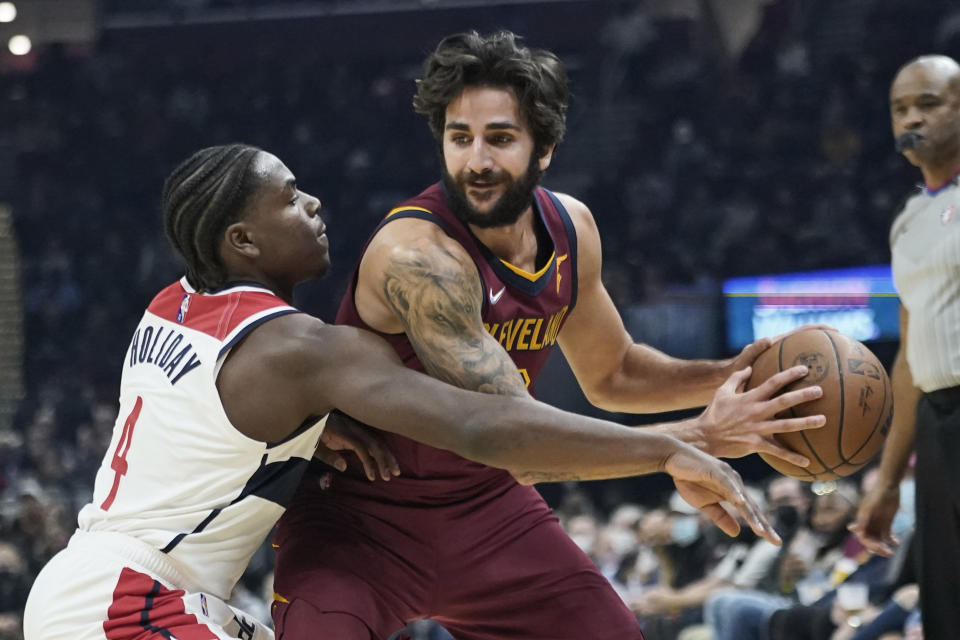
382, 242, 528, 397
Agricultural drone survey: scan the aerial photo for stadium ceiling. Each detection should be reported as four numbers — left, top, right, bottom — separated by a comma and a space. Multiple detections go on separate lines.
102, 0, 589, 29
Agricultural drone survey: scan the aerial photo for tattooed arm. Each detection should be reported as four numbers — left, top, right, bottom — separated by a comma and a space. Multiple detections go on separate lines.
347, 215, 823, 495
355, 217, 529, 397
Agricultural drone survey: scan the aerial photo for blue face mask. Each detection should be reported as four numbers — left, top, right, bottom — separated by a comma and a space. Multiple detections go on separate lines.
670, 515, 700, 546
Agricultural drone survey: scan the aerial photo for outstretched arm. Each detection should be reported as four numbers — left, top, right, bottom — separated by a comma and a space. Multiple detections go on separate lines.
219, 313, 810, 543
851, 305, 919, 556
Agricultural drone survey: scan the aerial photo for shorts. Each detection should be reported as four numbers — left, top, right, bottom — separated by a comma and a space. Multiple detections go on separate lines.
272, 475, 643, 640
24, 530, 273, 640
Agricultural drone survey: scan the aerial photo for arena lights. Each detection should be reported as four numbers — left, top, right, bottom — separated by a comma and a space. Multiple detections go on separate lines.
8, 34, 30, 56
0, 2, 15, 23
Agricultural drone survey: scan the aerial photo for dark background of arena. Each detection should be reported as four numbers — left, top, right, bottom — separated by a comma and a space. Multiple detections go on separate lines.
0, 0, 952, 636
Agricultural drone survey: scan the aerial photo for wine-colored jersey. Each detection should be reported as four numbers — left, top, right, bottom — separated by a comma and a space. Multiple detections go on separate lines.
77, 277, 326, 599
274, 186, 642, 639
333, 182, 578, 498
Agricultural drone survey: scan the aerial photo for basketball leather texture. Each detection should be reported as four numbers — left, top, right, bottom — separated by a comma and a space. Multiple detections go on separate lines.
745, 329, 893, 481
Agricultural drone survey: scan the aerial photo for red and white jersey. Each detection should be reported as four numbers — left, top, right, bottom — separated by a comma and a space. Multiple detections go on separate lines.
78, 277, 326, 599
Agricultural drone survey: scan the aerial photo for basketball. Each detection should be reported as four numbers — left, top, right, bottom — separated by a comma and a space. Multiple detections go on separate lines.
745, 329, 893, 481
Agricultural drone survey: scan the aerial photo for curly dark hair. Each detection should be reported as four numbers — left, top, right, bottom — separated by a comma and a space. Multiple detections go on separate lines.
413, 30, 569, 157
162, 144, 264, 291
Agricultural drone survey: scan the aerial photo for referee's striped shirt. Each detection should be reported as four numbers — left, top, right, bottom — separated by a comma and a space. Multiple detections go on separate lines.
891, 177, 960, 392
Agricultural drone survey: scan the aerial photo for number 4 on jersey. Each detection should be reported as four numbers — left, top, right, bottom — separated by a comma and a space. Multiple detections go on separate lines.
100, 396, 143, 511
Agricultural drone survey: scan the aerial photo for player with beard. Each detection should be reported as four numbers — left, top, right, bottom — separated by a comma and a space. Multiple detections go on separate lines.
272, 31, 824, 639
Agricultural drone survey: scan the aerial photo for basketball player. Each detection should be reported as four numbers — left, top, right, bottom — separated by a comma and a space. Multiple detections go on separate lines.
853, 54, 960, 638
272, 32, 825, 639
23, 144, 818, 640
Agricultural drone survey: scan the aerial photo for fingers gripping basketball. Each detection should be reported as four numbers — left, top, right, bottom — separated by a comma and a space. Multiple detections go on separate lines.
746, 329, 893, 481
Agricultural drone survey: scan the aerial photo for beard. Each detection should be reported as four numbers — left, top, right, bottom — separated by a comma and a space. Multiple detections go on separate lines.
442, 152, 543, 229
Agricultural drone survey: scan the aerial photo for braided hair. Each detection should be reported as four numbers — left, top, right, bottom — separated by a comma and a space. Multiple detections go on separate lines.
413, 30, 569, 157
162, 144, 263, 291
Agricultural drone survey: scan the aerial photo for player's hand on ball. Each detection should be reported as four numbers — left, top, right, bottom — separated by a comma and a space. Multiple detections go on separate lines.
314, 410, 401, 481
665, 445, 781, 545
695, 365, 826, 466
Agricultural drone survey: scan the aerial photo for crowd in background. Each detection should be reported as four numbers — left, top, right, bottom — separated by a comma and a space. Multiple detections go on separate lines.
553, 468, 921, 640
0, 0, 955, 637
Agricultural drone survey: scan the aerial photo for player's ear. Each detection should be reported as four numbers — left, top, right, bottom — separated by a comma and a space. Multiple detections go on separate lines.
538, 144, 556, 171
222, 222, 260, 260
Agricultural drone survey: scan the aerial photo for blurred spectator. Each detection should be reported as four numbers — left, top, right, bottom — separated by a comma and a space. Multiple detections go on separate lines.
612, 507, 670, 605
566, 513, 602, 563
705, 480, 866, 640
763, 472, 918, 640
634, 480, 797, 640
829, 583, 918, 640
0, 542, 30, 614
632, 492, 719, 640
1, 477, 69, 577
597, 504, 645, 575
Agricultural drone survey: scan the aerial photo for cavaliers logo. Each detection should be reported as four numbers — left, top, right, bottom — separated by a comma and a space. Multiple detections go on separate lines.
792, 352, 829, 383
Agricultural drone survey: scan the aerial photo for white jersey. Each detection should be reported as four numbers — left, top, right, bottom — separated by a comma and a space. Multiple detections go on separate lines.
890, 181, 960, 392
25, 530, 275, 640
77, 277, 326, 599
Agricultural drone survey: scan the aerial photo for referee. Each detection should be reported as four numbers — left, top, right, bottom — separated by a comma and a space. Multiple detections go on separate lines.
852, 54, 960, 638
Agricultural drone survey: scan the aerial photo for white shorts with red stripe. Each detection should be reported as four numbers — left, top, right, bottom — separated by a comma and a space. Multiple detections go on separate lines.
24, 530, 273, 640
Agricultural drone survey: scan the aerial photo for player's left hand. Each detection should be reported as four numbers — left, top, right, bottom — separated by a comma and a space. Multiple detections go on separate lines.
314, 410, 400, 481
665, 444, 781, 546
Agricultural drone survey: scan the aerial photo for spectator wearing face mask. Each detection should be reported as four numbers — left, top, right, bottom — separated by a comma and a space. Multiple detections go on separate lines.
758, 470, 904, 640
706, 480, 874, 640
565, 513, 602, 563
611, 508, 671, 607
701, 476, 812, 640
633, 482, 791, 640
627, 491, 724, 640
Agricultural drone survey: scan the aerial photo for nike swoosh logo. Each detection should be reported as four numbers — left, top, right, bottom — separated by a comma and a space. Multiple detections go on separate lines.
489, 286, 506, 304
